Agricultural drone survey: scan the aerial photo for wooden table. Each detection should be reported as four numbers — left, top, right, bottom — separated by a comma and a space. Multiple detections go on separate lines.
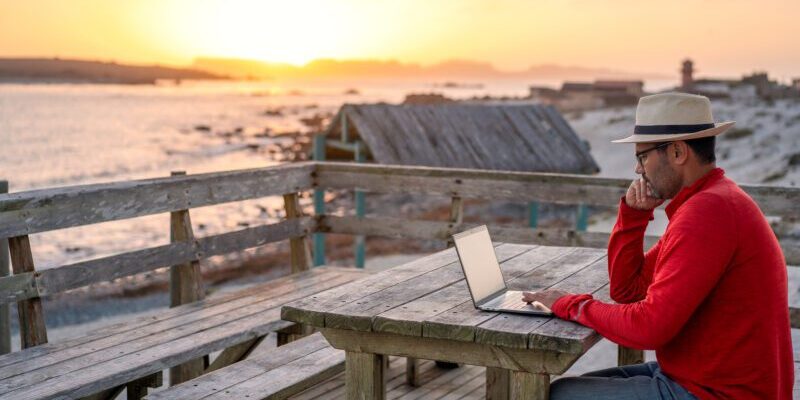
281, 243, 611, 399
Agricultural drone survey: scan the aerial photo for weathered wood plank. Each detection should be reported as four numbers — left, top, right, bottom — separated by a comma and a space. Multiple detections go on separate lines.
0, 271, 365, 399
0, 269, 362, 386
473, 249, 606, 350
206, 347, 343, 400
316, 162, 629, 207
8, 236, 47, 349
282, 247, 465, 327
0, 267, 344, 372
284, 193, 311, 273
2, 307, 295, 399
315, 162, 800, 218
204, 336, 264, 373
322, 244, 530, 332
618, 346, 645, 366
319, 215, 662, 250
420, 247, 595, 343
321, 328, 581, 375
527, 267, 611, 354
373, 244, 551, 337
0, 217, 315, 303
147, 332, 333, 400
168, 171, 206, 387
169, 171, 205, 308
485, 367, 509, 400
345, 351, 386, 400
510, 371, 549, 400
0, 179, 8, 355
0, 162, 314, 238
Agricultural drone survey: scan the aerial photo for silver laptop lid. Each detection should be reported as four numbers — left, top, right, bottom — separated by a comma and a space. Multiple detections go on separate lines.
452, 225, 506, 304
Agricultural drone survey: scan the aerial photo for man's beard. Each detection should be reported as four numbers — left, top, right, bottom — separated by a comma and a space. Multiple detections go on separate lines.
645, 160, 682, 200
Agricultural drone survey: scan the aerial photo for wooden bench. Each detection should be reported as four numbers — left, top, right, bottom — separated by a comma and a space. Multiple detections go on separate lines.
145, 332, 344, 400
0, 266, 366, 399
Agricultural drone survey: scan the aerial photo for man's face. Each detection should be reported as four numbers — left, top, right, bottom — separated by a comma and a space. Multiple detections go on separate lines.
634, 142, 682, 200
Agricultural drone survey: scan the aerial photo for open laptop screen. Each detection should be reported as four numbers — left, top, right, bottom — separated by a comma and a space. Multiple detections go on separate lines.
453, 226, 506, 303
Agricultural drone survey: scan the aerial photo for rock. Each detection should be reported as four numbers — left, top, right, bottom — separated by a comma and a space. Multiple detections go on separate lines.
194, 124, 212, 132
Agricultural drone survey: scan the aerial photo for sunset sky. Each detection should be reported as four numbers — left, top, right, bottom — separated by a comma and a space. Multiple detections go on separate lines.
1, 0, 798, 79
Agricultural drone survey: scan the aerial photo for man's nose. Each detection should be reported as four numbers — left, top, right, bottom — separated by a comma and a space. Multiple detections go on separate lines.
635, 161, 644, 175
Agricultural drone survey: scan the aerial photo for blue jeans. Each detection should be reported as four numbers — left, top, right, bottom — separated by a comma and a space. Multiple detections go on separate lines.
550, 362, 698, 400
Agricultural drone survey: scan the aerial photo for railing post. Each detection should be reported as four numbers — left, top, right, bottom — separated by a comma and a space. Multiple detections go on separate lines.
8, 235, 47, 348
354, 140, 366, 269
0, 180, 11, 355
283, 192, 312, 273
312, 134, 326, 266
528, 202, 539, 228
576, 204, 588, 231
168, 170, 205, 385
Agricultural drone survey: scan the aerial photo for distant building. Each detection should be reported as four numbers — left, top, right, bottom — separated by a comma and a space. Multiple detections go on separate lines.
678, 59, 799, 100
528, 80, 644, 111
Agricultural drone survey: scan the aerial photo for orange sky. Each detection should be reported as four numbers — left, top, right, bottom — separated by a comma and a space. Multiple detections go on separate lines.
1, 0, 798, 80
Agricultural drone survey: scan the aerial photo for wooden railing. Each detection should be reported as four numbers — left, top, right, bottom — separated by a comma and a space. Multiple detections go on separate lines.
1, 161, 798, 364
0, 162, 316, 352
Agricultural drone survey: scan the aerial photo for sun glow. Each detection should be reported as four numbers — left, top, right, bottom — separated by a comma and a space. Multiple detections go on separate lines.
138, 0, 366, 66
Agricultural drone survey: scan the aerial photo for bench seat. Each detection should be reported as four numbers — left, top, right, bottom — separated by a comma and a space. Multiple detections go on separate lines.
0, 266, 367, 400
146, 332, 343, 400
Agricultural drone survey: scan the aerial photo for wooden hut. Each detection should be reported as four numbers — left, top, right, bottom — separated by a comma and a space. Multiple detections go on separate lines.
319, 103, 599, 174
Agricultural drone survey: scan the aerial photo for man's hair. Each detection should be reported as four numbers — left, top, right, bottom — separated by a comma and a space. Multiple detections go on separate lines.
657, 136, 716, 164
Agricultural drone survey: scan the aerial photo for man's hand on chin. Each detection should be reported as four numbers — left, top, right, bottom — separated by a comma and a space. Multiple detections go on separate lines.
521, 289, 572, 309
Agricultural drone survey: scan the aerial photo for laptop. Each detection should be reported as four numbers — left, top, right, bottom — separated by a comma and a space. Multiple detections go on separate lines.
452, 225, 553, 316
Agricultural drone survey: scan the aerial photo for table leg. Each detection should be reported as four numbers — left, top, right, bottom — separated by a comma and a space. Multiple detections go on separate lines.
406, 357, 419, 386
485, 367, 510, 399
346, 351, 386, 400
510, 371, 550, 400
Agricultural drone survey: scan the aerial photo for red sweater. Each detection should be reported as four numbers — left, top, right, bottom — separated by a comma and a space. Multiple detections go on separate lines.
552, 168, 794, 399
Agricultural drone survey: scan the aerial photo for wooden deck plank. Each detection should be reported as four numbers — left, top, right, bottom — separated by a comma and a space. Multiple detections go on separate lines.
373, 245, 567, 337
0, 271, 366, 398
473, 249, 606, 349
322, 244, 530, 332
0, 269, 357, 380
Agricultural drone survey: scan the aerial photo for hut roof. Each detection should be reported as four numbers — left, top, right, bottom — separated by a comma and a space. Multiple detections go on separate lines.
324, 103, 599, 174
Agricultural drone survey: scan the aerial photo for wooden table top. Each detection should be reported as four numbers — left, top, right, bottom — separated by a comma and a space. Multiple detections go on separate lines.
282, 244, 610, 355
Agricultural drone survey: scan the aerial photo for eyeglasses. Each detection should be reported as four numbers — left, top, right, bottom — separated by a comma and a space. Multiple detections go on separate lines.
635, 142, 672, 167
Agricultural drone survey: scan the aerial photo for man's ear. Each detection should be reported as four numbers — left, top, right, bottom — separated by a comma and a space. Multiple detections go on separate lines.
673, 141, 690, 164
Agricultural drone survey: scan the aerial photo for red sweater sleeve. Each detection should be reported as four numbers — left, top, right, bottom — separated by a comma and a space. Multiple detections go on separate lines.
606, 197, 661, 303
553, 193, 737, 350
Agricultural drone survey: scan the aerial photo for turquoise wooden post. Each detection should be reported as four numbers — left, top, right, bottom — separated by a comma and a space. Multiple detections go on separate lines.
528, 202, 539, 228
312, 134, 326, 266
0, 180, 9, 355
340, 107, 348, 143
354, 141, 366, 269
576, 204, 589, 231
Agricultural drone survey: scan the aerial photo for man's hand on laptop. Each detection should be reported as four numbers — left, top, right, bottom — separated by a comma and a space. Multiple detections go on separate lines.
521, 289, 571, 309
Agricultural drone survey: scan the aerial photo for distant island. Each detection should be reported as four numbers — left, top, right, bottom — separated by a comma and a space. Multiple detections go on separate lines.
0, 58, 228, 84
0, 56, 672, 85
191, 57, 671, 82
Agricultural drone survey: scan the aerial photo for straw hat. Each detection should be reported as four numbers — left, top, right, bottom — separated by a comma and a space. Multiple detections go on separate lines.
612, 92, 735, 143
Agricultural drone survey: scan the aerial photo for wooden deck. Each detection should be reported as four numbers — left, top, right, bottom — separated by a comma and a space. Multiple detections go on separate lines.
291, 357, 487, 400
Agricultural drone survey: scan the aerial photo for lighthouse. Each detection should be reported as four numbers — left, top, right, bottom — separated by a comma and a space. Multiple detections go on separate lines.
681, 59, 694, 91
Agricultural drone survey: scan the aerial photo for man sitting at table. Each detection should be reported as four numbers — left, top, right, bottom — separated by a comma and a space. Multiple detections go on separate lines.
522, 93, 793, 400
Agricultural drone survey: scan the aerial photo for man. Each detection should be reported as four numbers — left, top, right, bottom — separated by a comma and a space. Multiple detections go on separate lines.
522, 93, 793, 399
